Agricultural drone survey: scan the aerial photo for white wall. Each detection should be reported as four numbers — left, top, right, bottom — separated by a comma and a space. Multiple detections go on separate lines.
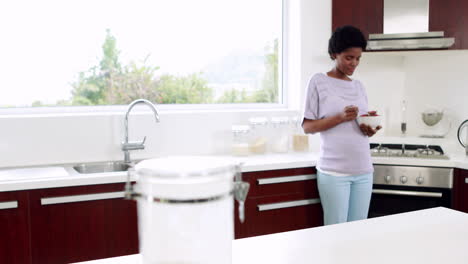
355, 53, 406, 136
403, 50, 468, 139
356, 50, 468, 154
0, 109, 304, 168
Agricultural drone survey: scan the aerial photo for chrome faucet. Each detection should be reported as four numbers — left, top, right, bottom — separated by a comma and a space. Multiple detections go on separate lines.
122, 99, 160, 164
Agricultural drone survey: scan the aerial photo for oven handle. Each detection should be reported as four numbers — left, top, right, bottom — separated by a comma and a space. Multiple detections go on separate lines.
372, 189, 443, 198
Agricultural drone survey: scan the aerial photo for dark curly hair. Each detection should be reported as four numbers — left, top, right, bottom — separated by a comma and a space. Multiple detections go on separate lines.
328, 25, 367, 60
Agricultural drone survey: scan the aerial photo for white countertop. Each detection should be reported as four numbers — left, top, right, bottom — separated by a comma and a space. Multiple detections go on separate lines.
2, 151, 468, 192
73, 207, 468, 264
0, 153, 318, 192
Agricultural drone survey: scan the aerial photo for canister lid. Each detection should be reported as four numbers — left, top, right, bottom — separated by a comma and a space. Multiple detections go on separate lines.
135, 156, 239, 179
248, 117, 268, 125
232, 125, 250, 133
271, 116, 289, 124
134, 156, 239, 200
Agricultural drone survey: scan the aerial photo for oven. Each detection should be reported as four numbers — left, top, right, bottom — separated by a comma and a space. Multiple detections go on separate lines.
368, 165, 453, 218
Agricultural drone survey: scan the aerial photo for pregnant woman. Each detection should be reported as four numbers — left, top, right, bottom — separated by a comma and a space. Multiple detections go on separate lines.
302, 25, 381, 225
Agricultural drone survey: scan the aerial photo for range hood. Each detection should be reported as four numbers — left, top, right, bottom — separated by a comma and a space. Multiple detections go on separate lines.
367, 32, 455, 50
367, 0, 455, 51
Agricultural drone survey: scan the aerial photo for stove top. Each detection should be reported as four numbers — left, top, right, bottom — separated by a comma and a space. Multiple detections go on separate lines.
370, 144, 449, 159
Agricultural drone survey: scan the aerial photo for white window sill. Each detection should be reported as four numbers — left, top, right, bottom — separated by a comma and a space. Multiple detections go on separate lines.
0, 103, 292, 119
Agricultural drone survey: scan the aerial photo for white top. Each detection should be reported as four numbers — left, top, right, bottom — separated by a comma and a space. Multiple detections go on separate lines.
303, 73, 373, 175
73, 207, 468, 264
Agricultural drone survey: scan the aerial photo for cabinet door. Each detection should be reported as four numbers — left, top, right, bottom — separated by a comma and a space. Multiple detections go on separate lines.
0, 191, 32, 264
29, 183, 138, 264
430, 0, 468, 50
235, 167, 322, 239
236, 192, 323, 239
453, 169, 468, 213
332, 0, 383, 39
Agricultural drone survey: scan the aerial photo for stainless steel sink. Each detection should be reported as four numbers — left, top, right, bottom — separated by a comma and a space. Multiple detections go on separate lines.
72, 161, 130, 174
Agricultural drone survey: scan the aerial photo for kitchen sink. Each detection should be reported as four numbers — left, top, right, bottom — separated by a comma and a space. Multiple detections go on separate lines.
72, 161, 130, 174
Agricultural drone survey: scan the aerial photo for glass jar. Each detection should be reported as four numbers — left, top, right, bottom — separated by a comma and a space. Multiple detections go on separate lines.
231, 125, 251, 156
270, 116, 290, 153
133, 156, 241, 264
291, 116, 309, 152
248, 117, 268, 154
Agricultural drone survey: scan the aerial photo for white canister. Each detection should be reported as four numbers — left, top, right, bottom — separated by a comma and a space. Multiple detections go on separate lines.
248, 117, 269, 154
231, 125, 251, 156
270, 116, 290, 153
132, 156, 242, 264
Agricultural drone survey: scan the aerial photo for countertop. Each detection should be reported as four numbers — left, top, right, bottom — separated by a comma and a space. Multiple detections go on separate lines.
2, 151, 468, 192
72, 207, 468, 264
0, 153, 318, 192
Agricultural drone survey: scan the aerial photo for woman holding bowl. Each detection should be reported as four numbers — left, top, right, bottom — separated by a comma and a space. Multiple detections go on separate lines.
302, 25, 382, 225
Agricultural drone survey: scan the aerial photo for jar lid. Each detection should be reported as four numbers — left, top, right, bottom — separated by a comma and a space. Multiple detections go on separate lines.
134, 156, 240, 199
248, 117, 268, 125
232, 125, 250, 133
271, 116, 289, 124
135, 156, 239, 179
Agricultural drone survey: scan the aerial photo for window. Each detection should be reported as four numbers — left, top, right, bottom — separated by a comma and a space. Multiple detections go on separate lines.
0, 0, 283, 108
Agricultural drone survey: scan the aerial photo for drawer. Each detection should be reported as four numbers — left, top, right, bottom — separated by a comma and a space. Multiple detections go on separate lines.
235, 192, 323, 238
242, 167, 317, 198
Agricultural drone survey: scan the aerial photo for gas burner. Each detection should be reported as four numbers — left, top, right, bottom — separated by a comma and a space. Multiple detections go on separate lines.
417, 148, 436, 156
371, 146, 389, 154
370, 144, 449, 159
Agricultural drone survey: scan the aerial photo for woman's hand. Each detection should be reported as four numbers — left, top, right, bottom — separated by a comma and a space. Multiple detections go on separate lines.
360, 124, 382, 137
340, 105, 359, 122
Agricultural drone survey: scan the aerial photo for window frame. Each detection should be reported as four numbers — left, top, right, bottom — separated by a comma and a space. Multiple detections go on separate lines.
0, 0, 289, 116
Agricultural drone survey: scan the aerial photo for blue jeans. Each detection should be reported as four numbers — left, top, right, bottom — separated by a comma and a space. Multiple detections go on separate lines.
317, 171, 373, 225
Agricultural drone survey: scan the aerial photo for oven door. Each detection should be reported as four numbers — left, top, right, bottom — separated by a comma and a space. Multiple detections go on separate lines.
368, 184, 452, 218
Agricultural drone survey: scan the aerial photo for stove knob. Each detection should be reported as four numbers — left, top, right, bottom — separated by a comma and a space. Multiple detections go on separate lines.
400, 176, 408, 184
416, 176, 424, 185
385, 175, 392, 183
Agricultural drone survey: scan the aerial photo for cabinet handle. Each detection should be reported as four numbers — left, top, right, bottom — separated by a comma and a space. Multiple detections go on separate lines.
0, 201, 18, 210
257, 174, 317, 185
41, 191, 125, 205
465, 178, 468, 184
258, 198, 321, 211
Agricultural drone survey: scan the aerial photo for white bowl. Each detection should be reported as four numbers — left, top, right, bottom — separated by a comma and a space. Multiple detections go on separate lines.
357, 115, 382, 129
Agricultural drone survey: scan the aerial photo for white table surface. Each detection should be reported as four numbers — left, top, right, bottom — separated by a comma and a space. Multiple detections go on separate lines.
74, 207, 468, 264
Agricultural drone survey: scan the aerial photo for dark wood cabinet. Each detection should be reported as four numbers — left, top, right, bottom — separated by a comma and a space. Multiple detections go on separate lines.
28, 183, 138, 264
2, 168, 321, 262
332, 0, 468, 50
332, 0, 383, 40
235, 167, 323, 239
453, 168, 468, 213
0, 191, 32, 264
429, 0, 468, 50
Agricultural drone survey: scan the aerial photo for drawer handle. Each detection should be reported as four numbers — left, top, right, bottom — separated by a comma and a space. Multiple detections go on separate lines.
257, 174, 317, 185
258, 198, 321, 211
41, 191, 125, 205
0, 201, 18, 210
465, 178, 468, 184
